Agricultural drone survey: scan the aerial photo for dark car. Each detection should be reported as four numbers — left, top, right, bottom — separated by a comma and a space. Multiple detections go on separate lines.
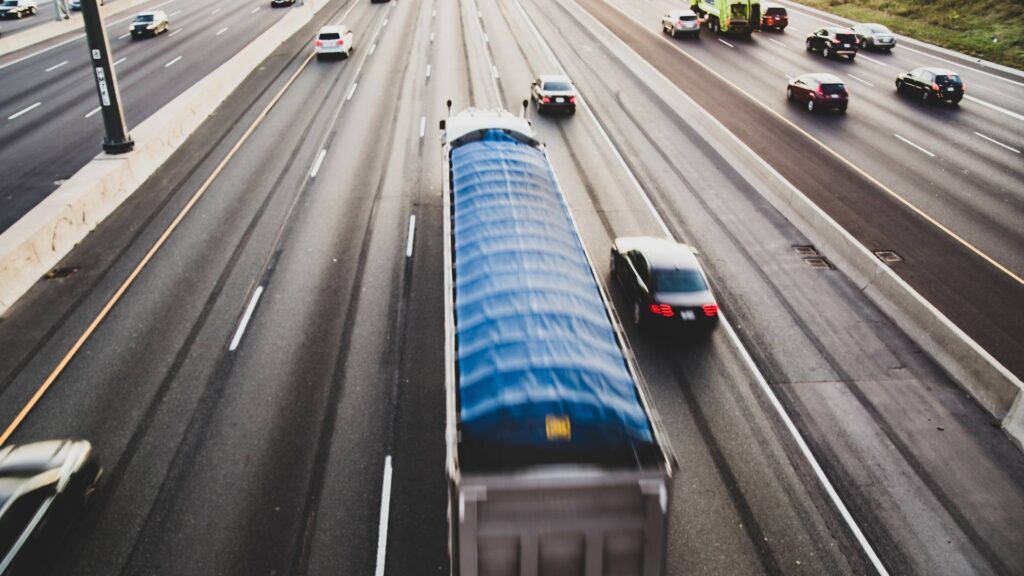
0, 440, 101, 575
787, 73, 849, 113
531, 75, 577, 115
610, 237, 719, 333
806, 27, 859, 60
761, 5, 788, 31
896, 67, 964, 105
270, 0, 294, 7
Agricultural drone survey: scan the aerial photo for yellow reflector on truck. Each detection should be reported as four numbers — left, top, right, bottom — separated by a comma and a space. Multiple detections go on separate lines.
546, 415, 571, 441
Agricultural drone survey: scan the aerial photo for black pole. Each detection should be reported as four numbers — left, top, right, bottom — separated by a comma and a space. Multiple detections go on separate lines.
81, 0, 133, 154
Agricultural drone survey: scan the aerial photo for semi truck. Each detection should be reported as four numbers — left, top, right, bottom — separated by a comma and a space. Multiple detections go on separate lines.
692, 0, 761, 35
440, 104, 676, 576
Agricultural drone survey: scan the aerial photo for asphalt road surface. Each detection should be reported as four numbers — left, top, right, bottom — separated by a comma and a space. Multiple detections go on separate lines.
0, 0, 1022, 574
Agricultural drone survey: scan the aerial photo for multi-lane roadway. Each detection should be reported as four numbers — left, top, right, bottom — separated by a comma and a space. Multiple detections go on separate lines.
0, 0, 1022, 574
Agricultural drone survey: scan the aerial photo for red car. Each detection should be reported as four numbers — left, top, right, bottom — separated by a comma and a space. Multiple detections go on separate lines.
787, 73, 849, 113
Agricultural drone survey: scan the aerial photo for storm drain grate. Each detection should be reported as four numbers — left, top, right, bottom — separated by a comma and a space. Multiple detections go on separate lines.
874, 250, 903, 264
792, 245, 819, 257
44, 266, 80, 279
803, 257, 834, 270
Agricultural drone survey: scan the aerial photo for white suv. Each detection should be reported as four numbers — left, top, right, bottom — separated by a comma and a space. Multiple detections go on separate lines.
662, 9, 700, 38
315, 25, 353, 60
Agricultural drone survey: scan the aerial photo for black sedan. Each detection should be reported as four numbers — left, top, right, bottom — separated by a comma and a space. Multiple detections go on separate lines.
0, 440, 101, 575
896, 67, 965, 105
805, 27, 859, 60
270, 0, 295, 7
787, 73, 849, 113
610, 237, 719, 333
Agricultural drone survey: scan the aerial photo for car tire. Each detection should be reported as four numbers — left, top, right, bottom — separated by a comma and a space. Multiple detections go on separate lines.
951, 97, 961, 106
316, 53, 323, 61
805, 39, 812, 52
838, 104, 847, 113
822, 46, 831, 59
807, 99, 815, 112
895, 79, 903, 94
786, 87, 793, 101
609, 252, 617, 275
633, 302, 643, 329
16, 11, 22, 18
847, 53, 856, 61
921, 90, 930, 104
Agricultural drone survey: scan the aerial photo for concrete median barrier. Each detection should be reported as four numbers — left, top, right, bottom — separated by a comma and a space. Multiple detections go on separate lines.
0, 0, 330, 313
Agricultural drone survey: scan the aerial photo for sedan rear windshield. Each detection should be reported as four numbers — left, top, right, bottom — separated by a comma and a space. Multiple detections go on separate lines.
678, 14, 697, 21
655, 270, 707, 293
935, 75, 963, 86
543, 82, 573, 91
835, 33, 857, 43
319, 32, 341, 40
134, 14, 154, 21
765, 8, 786, 16
820, 83, 846, 94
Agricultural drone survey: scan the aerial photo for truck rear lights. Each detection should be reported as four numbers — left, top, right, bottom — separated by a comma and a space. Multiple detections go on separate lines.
702, 304, 719, 317
649, 303, 674, 317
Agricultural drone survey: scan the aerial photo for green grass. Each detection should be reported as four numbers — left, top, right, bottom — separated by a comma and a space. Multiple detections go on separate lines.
792, 0, 1024, 70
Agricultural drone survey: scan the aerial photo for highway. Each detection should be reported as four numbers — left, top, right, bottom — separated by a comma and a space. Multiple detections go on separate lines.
0, 0, 290, 232
0, 0, 1022, 574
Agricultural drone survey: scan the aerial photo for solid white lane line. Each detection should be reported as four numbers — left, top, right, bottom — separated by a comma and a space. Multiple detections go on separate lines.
492, 65, 499, 79
846, 73, 874, 88
858, 54, 892, 69
310, 148, 327, 178
113, 57, 126, 66
118, 32, 130, 39
767, 37, 786, 48
164, 55, 182, 68
373, 455, 394, 576
426, 64, 431, 78
382, 17, 388, 26
484, 32, 489, 43
974, 131, 1021, 154
964, 95, 1024, 123
216, 26, 228, 36
229, 286, 264, 351
44, 60, 68, 72
210, 7, 220, 14
513, 2, 893, 573
169, 28, 182, 36
406, 215, 416, 257
419, 116, 426, 139
369, 43, 376, 55
430, 31, 434, 42
347, 82, 358, 101
432, 9, 435, 17
84, 106, 101, 118
250, 6, 259, 13
894, 133, 935, 157
718, 38, 734, 48
169, 9, 181, 16
784, 74, 793, 81
7, 102, 41, 120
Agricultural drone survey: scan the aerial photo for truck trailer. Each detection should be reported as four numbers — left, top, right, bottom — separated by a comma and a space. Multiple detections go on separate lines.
692, 0, 761, 35
440, 105, 676, 576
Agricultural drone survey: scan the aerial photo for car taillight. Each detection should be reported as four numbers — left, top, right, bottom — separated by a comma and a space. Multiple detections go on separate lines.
542, 97, 551, 103
961, 83, 966, 92
569, 96, 576, 104
931, 82, 940, 92
702, 304, 718, 317
649, 303, 675, 318
338, 39, 344, 45
831, 38, 840, 44
315, 40, 323, 46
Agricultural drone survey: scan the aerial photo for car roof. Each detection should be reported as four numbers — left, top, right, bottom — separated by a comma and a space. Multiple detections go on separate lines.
799, 73, 844, 84
669, 9, 696, 16
538, 74, 572, 84
616, 237, 700, 271
136, 10, 164, 16
319, 25, 348, 33
820, 26, 855, 34
919, 67, 958, 76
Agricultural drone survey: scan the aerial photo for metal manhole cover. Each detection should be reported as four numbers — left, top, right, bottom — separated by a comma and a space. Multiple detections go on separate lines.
874, 250, 903, 263
803, 257, 834, 270
792, 245, 819, 257
44, 266, 80, 279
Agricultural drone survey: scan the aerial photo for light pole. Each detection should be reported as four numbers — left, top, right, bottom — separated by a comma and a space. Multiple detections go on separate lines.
80, 0, 133, 154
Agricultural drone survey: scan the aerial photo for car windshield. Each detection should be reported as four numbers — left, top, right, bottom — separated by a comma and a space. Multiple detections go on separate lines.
655, 269, 707, 293
135, 14, 154, 22
820, 83, 846, 94
319, 32, 341, 40
543, 82, 573, 91
935, 75, 962, 86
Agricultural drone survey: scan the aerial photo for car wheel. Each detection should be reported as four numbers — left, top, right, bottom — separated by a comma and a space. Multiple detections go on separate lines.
16, 11, 23, 18
633, 302, 643, 328
951, 97, 961, 106
805, 39, 812, 51
838, 104, 847, 113
807, 99, 815, 112
316, 53, 323, 61
786, 87, 793, 101
895, 79, 903, 93
822, 46, 830, 58
609, 252, 617, 274
848, 53, 856, 61
921, 90, 930, 104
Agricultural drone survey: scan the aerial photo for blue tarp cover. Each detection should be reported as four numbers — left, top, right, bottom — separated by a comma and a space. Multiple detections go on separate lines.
452, 130, 654, 460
